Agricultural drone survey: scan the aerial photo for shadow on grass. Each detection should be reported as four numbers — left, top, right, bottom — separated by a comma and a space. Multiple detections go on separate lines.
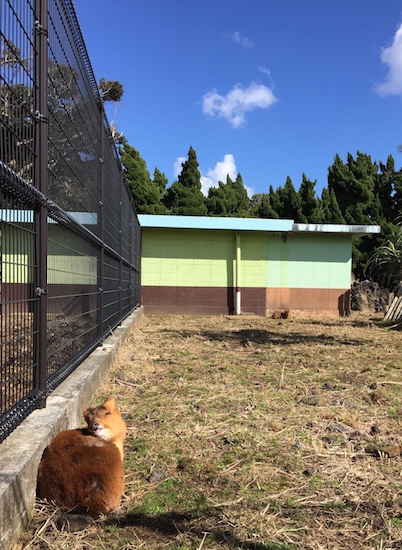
176, 328, 363, 348
109, 510, 292, 550
307, 317, 380, 329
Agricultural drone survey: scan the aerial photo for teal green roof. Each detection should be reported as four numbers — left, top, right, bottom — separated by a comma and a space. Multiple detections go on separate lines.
138, 215, 292, 231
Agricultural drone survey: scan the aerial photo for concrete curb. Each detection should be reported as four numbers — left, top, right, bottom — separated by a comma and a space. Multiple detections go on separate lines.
0, 307, 143, 550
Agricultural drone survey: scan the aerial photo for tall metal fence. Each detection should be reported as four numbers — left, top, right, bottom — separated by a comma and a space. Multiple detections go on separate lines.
0, 0, 141, 442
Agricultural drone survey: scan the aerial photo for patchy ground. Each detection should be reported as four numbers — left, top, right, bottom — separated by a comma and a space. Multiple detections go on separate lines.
18, 312, 402, 549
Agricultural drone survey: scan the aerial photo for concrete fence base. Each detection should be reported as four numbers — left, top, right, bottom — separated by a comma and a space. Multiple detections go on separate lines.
0, 307, 143, 550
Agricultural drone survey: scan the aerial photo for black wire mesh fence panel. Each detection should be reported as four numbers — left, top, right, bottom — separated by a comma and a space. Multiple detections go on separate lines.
0, 0, 141, 442
0, 192, 43, 441
47, 0, 101, 218
46, 221, 101, 389
0, 0, 41, 441
130, 209, 141, 308
0, 0, 36, 186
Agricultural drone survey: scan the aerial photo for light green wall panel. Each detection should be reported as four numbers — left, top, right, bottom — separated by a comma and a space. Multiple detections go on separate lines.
142, 228, 236, 287
2, 223, 34, 283
1, 222, 98, 285
142, 229, 352, 290
266, 234, 351, 289
4, 253, 98, 285
47, 255, 97, 285
240, 232, 268, 287
2, 255, 32, 283
47, 225, 98, 285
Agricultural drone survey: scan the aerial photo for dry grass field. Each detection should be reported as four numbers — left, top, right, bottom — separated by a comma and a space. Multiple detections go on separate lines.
18, 312, 402, 550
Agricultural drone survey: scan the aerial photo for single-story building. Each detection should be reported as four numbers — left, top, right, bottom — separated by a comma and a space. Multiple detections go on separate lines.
138, 215, 380, 316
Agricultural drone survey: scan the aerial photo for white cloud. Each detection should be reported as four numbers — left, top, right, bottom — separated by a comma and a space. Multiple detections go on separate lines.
173, 156, 186, 179
202, 82, 277, 128
374, 22, 402, 96
243, 183, 255, 198
200, 154, 237, 195
259, 66, 271, 77
200, 154, 254, 198
232, 31, 253, 49
173, 153, 255, 198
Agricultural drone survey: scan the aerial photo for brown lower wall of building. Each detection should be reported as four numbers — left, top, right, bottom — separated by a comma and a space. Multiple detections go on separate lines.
266, 287, 350, 314
142, 286, 265, 316
3, 284, 350, 316
142, 286, 350, 316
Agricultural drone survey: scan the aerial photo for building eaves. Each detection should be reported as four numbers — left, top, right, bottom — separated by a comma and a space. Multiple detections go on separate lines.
138, 215, 381, 236
138, 215, 293, 232
292, 223, 381, 236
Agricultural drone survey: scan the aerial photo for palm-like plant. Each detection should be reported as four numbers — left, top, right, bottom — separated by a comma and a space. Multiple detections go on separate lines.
366, 224, 402, 290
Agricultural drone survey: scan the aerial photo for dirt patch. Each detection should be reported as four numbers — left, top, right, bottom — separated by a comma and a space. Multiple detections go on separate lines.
19, 312, 402, 550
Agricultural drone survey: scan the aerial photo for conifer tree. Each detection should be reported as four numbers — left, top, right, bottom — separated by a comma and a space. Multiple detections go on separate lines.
278, 177, 301, 220
297, 174, 323, 223
320, 188, 345, 224
153, 168, 168, 204
379, 155, 402, 221
206, 177, 232, 216
328, 152, 378, 224
231, 173, 250, 217
120, 143, 166, 214
170, 146, 207, 215
268, 185, 283, 218
394, 167, 402, 218
257, 195, 279, 218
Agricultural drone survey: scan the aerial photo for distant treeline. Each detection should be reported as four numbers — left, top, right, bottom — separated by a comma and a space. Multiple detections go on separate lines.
121, 142, 402, 282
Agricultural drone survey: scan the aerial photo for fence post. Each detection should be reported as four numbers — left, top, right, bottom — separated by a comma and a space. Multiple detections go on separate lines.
135, 213, 140, 309
129, 202, 132, 311
34, 0, 48, 407
98, 112, 105, 340
119, 169, 123, 321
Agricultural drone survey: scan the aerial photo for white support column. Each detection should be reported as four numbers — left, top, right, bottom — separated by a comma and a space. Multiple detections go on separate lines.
236, 231, 241, 315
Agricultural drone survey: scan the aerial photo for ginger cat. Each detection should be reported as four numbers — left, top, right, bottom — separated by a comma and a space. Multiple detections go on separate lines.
37, 397, 126, 518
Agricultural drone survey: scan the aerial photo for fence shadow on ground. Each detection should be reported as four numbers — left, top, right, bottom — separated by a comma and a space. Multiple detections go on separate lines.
172, 327, 365, 349
110, 510, 290, 550
307, 317, 381, 329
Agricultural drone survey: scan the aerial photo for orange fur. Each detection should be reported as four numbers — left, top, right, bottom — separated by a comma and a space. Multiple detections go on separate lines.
281, 309, 289, 319
37, 397, 126, 518
271, 309, 290, 319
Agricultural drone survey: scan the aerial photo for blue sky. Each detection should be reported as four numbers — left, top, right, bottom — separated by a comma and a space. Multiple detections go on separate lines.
74, 1, 402, 199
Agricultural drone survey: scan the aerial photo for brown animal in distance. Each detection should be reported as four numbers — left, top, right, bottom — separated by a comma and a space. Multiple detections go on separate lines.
37, 397, 126, 518
271, 309, 289, 319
